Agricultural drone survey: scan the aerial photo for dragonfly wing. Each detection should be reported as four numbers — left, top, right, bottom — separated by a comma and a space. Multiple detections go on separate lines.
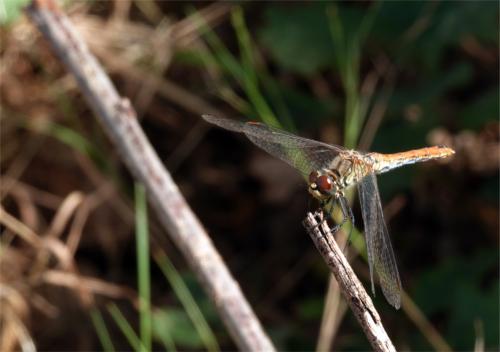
357, 173, 402, 309
203, 115, 345, 176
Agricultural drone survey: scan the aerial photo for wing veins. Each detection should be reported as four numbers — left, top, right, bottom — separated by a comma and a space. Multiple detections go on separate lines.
203, 115, 345, 175
358, 173, 402, 309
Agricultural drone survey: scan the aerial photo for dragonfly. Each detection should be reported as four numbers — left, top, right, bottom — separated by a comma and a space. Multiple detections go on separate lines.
202, 114, 455, 309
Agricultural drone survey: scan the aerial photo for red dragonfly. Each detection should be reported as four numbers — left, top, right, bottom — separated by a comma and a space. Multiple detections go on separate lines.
203, 114, 455, 309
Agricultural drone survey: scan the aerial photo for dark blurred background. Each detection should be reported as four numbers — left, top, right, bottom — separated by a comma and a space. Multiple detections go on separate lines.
1, 1, 498, 351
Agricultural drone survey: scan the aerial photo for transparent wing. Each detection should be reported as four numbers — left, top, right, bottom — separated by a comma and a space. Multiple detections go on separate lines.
203, 115, 345, 176
357, 173, 402, 309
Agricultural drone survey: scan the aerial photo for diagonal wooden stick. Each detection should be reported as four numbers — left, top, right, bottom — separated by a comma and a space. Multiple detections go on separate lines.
26, 1, 275, 350
303, 211, 396, 352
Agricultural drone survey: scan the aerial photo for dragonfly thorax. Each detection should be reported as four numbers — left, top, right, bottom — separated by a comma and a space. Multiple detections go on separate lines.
308, 152, 374, 201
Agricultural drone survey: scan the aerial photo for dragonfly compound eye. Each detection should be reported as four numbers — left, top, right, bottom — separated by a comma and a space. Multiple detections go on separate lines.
317, 175, 332, 193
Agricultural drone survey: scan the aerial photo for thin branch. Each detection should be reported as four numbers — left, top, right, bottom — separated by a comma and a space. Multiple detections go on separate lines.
26, 1, 275, 350
303, 211, 396, 352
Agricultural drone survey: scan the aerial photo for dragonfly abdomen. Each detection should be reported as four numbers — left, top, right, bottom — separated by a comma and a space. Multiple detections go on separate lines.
371, 146, 455, 174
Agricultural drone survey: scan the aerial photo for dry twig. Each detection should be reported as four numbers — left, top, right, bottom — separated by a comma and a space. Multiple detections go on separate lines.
26, 1, 275, 350
303, 211, 396, 352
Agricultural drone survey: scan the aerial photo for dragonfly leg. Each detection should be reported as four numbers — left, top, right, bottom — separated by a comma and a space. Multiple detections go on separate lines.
311, 198, 336, 230
335, 200, 347, 233
311, 200, 329, 229
312, 197, 352, 236
321, 198, 345, 234
338, 195, 355, 252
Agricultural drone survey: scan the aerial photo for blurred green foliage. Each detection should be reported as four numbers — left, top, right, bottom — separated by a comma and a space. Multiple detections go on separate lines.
0, 0, 30, 25
152, 308, 205, 349
415, 249, 499, 349
371, 2, 497, 68
259, 4, 336, 75
459, 87, 499, 131
259, 2, 497, 74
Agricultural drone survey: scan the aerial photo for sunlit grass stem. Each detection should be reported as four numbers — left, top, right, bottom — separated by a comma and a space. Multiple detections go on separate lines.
154, 249, 220, 352
107, 303, 145, 352
135, 183, 152, 352
90, 308, 115, 352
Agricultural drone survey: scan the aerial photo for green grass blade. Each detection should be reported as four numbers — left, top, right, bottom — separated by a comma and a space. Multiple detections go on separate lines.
326, 4, 346, 79
355, 1, 380, 49
155, 323, 177, 352
135, 183, 152, 352
327, 5, 360, 148
107, 303, 144, 352
153, 249, 220, 352
188, 7, 254, 115
326, 3, 384, 255
23, 120, 99, 160
327, 3, 379, 149
258, 70, 294, 132
231, 6, 279, 127
20, 119, 113, 174
231, 6, 257, 86
189, 7, 245, 85
191, 5, 281, 129
90, 307, 115, 352
177, 47, 251, 115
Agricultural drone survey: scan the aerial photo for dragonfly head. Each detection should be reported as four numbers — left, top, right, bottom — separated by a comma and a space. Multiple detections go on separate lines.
308, 170, 335, 201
